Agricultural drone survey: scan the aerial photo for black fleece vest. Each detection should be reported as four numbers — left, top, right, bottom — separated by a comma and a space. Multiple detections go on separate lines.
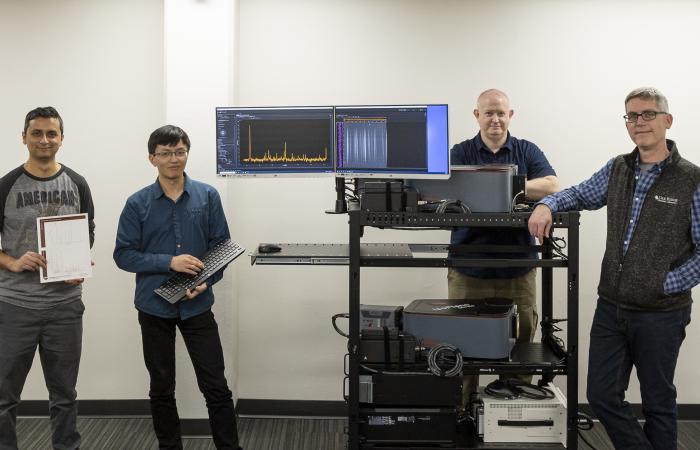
597, 142, 700, 311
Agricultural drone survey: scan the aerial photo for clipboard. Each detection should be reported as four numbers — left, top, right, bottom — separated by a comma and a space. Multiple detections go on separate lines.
36, 213, 92, 283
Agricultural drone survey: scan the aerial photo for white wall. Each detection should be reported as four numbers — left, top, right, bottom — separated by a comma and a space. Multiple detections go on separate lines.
235, 0, 700, 404
0, 0, 240, 419
163, 0, 238, 417
2, 0, 700, 418
0, 0, 164, 399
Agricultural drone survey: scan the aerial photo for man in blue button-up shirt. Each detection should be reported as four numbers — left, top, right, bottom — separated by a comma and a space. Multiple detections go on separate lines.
114, 125, 241, 450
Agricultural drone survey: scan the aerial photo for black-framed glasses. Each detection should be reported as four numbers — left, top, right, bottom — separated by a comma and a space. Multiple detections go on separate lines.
154, 150, 188, 159
623, 110, 668, 123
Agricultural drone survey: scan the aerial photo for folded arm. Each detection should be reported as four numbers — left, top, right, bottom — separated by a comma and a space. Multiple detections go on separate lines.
525, 175, 560, 201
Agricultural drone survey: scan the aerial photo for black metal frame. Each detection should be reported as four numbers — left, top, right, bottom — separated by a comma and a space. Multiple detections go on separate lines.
347, 210, 580, 450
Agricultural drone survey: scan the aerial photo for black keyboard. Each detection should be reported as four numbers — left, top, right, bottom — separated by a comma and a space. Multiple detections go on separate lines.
154, 239, 245, 304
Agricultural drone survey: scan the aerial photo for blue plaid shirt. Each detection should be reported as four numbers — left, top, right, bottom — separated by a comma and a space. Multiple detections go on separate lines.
539, 151, 700, 295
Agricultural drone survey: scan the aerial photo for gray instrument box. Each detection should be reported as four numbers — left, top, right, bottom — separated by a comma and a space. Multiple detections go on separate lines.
407, 164, 517, 213
403, 298, 516, 359
361, 304, 403, 330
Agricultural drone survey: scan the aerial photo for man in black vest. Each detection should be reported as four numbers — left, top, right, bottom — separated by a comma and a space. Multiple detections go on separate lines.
528, 87, 700, 450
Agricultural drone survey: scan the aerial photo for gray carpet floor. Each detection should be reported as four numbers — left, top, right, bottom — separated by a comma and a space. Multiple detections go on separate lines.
14, 417, 700, 449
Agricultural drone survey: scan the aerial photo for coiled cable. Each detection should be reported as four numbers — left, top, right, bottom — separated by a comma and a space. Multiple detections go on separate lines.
426, 343, 463, 377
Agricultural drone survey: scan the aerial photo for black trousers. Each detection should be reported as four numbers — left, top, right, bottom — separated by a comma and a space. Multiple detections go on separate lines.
138, 310, 241, 450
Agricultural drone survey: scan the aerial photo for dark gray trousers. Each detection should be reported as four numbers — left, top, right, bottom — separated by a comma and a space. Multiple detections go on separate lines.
0, 300, 84, 450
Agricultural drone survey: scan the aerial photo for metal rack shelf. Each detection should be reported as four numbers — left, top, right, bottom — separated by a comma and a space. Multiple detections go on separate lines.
360, 342, 566, 376
249, 210, 581, 449
346, 210, 580, 450
359, 211, 574, 228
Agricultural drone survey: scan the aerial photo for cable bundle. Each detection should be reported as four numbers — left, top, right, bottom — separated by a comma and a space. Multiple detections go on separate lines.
426, 343, 463, 377
483, 379, 555, 400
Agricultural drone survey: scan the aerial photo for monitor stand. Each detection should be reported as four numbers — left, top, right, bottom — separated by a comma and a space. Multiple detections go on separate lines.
326, 177, 348, 214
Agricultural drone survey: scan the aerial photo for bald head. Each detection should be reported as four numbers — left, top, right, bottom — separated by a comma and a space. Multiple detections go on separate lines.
476, 89, 510, 109
474, 89, 513, 150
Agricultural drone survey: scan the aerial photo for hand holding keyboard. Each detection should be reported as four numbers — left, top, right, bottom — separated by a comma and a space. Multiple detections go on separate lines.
154, 239, 245, 304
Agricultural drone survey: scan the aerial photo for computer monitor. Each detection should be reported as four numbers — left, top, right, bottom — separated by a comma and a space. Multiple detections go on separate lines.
334, 104, 449, 179
216, 106, 335, 176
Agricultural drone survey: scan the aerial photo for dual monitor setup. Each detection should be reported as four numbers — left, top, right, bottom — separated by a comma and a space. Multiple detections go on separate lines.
215, 104, 449, 179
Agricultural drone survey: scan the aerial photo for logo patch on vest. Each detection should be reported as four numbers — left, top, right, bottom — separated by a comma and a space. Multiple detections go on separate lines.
654, 194, 678, 205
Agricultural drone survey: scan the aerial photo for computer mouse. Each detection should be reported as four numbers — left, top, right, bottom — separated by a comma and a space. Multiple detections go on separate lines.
258, 244, 282, 253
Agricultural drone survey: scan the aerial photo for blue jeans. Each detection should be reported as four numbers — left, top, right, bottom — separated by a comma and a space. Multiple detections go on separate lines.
0, 300, 83, 450
138, 310, 241, 450
587, 298, 691, 450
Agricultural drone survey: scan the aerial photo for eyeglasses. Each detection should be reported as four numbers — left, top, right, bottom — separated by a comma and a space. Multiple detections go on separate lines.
153, 150, 188, 159
623, 110, 668, 123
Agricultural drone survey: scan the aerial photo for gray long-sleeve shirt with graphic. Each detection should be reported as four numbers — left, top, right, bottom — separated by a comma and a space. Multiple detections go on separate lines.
0, 165, 94, 309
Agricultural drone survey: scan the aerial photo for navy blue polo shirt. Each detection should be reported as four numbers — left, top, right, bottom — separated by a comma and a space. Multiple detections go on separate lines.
450, 132, 556, 279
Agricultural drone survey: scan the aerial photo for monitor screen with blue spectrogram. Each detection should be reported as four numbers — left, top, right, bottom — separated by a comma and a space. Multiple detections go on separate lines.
334, 104, 449, 179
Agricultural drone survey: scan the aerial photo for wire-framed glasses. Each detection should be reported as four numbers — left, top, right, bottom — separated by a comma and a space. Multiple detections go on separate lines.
623, 110, 667, 123
154, 150, 189, 159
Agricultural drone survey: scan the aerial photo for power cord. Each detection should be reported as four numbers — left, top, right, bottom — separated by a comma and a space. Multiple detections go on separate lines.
417, 200, 468, 214
483, 379, 554, 400
426, 343, 463, 377
507, 379, 555, 399
511, 190, 529, 213
549, 236, 568, 259
541, 317, 567, 359
577, 412, 594, 431
483, 379, 518, 400
435, 199, 471, 214
577, 412, 603, 450
331, 313, 349, 338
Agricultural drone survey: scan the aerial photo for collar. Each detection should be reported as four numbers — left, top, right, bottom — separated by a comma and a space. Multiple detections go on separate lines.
626, 139, 678, 173
21, 162, 65, 181
475, 131, 513, 154
151, 173, 190, 199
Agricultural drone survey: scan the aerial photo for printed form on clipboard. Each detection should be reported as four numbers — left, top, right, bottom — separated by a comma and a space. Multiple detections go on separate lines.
36, 213, 92, 283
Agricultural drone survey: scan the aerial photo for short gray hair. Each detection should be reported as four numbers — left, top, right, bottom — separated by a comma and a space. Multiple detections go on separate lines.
625, 87, 669, 113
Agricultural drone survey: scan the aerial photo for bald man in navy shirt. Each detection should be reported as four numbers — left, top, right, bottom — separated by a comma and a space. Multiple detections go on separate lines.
449, 89, 559, 403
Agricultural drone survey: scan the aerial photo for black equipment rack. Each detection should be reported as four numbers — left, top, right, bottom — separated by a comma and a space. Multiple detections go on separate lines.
346, 210, 580, 450
251, 209, 580, 449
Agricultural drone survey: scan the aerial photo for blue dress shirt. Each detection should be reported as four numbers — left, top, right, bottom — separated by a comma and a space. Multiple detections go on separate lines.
450, 132, 556, 279
114, 175, 230, 319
